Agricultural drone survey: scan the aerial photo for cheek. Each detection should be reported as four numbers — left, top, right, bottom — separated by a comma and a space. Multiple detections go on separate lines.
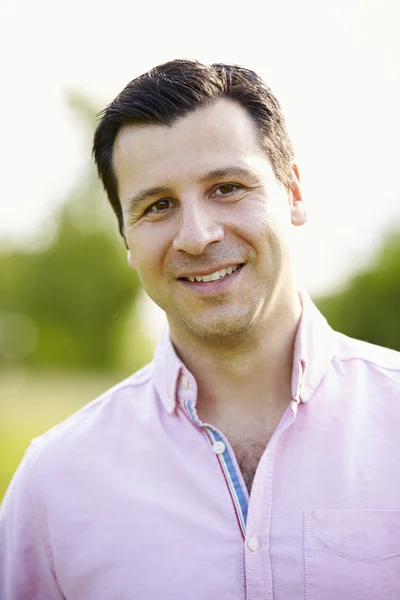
127, 228, 169, 278
245, 202, 291, 267
239, 199, 281, 240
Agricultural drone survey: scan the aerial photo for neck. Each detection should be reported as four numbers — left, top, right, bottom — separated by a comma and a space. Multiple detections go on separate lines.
169, 288, 303, 417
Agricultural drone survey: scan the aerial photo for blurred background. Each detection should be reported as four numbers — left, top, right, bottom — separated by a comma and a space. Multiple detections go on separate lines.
1, 0, 399, 501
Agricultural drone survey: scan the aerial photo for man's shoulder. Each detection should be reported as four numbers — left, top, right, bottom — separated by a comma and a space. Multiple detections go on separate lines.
332, 329, 400, 374
25, 362, 155, 469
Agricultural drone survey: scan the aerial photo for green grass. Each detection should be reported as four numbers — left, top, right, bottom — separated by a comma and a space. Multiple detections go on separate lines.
0, 369, 121, 502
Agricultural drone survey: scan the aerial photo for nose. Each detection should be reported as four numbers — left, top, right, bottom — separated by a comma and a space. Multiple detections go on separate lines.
172, 202, 224, 255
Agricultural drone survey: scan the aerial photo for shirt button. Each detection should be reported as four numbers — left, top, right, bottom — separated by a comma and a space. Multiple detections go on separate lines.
247, 537, 260, 552
212, 441, 226, 455
181, 375, 189, 389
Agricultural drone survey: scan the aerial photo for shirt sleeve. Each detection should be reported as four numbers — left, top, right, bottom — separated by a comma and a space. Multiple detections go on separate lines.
0, 444, 65, 600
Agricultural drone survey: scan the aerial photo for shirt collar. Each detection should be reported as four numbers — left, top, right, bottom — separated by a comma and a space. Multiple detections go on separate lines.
152, 325, 185, 414
152, 289, 335, 413
291, 289, 334, 403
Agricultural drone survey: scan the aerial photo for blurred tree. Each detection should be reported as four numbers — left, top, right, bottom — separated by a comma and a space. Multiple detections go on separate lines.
314, 230, 400, 351
0, 93, 146, 372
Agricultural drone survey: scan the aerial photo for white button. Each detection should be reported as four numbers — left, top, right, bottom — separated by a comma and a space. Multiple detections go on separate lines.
181, 375, 189, 389
247, 537, 259, 552
212, 441, 226, 455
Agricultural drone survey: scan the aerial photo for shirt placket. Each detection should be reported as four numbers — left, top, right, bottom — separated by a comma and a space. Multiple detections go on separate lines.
180, 364, 304, 600
244, 399, 300, 600
184, 396, 249, 539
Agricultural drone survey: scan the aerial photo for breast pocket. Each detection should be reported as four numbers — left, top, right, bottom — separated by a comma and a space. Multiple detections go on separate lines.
304, 509, 400, 600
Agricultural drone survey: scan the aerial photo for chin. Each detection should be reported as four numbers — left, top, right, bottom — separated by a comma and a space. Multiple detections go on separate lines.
181, 311, 255, 341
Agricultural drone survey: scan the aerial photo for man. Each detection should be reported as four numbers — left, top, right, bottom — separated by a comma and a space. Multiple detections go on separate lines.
1, 59, 400, 599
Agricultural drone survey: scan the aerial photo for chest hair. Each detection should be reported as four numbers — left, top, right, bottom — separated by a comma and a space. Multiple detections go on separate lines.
228, 434, 272, 494
198, 400, 288, 494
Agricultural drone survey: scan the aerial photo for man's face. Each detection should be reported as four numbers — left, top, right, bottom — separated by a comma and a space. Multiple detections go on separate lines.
113, 100, 305, 342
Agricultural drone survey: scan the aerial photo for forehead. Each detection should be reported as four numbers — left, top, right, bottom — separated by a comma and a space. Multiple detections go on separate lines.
112, 100, 270, 196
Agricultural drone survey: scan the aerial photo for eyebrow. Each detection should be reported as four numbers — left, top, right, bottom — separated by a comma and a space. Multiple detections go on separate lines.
125, 166, 258, 214
197, 166, 258, 183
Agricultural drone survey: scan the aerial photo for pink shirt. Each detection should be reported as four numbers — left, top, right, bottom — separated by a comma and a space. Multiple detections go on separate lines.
1, 291, 400, 599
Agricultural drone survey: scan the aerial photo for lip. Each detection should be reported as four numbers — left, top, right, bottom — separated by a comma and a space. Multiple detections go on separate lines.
177, 263, 243, 280
179, 264, 244, 295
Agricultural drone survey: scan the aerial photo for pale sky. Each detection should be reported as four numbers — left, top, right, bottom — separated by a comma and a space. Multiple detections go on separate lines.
1, 0, 399, 296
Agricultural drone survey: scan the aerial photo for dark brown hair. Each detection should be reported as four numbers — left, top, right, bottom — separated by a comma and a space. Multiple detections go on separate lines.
93, 59, 295, 240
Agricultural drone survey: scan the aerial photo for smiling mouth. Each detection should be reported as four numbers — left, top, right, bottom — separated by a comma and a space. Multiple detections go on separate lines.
182, 264, 243, 283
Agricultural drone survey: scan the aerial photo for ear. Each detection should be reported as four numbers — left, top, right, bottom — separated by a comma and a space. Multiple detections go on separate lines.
127, 250, 137, 270
289, 163, 307, 227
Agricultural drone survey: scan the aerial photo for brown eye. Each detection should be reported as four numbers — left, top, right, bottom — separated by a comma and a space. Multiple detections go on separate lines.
148, 199, 170, 213
214, 184, 238, 196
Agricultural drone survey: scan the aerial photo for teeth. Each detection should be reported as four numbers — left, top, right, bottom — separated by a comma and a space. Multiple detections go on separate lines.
186, 264, 241, 283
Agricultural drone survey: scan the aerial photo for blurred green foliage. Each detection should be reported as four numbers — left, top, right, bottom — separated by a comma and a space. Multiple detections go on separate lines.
0, 93, 150, 374
314, 230, 400, 351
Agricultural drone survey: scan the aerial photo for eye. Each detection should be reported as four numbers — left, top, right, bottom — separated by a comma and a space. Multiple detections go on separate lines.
146, 199, 171, 214
214, 184, 240, 196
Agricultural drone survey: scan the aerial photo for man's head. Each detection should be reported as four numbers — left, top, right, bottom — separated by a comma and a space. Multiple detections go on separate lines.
93, 60, 306, 344
93, 59, 295, 242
